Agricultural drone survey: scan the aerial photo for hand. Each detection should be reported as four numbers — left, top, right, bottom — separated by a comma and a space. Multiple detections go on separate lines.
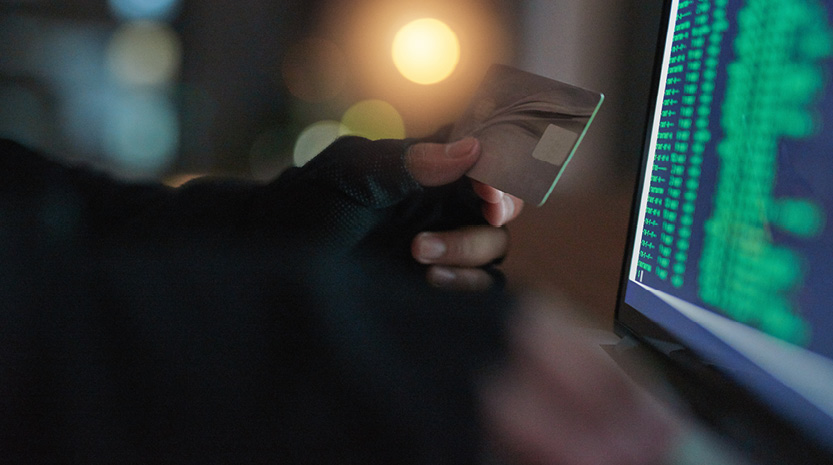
265, 135, 522, 289
406, 138, 524, 291
480, 294, 682, 465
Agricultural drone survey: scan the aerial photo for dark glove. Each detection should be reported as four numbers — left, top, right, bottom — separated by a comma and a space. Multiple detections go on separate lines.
256, 136, 488, 275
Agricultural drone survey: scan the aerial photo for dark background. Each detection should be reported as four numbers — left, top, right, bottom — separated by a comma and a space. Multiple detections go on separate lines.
0, 0, 664, 324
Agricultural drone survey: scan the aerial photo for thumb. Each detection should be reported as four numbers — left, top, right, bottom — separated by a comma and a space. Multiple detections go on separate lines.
406, 137, 480, 187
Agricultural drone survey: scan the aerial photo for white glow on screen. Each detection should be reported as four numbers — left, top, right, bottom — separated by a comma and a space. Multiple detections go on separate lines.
646, 285, 833, 422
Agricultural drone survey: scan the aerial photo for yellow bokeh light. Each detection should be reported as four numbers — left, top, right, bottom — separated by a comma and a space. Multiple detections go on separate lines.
392, 18, 460, 85
293, 120, 347, 167
340, 99, 406, 140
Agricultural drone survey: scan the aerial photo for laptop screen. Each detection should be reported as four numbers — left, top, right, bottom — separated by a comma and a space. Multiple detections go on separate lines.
617, 0, 833, 453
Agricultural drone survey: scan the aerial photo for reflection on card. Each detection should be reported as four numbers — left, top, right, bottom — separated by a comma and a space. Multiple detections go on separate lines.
451, 65, 604, 206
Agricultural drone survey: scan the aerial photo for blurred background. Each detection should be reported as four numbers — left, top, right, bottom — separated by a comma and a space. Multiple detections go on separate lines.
0, 0, 662, 324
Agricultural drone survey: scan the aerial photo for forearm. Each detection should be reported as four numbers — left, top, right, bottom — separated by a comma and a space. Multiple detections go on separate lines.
0, 139, 271, 238
0, 234, 511, 463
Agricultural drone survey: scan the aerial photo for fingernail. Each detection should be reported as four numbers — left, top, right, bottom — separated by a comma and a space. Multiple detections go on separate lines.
446, 137, 479, 159
415, 233, 446, 263
501, 194, 515, 224
493, 190, 506, 204
428, 267, 457, 287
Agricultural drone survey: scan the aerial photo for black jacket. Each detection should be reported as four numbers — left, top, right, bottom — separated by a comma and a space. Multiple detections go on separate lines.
0, 138, 511, 464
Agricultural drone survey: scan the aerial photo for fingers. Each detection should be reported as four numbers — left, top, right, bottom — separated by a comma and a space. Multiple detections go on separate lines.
425, 266, 496, 291
406, 139, 525, 226
412, 226, 508, 291
407, 138, 523, 292
405, 137, 480, 187
473, 180, 525, 226
481, 298, 681, 465
483, 193, 524, 227
471, 180, 504, 204
412, 226, 509, 268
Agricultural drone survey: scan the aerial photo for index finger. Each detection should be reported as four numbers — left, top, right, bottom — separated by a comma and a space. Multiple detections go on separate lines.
472, 180, 525, 226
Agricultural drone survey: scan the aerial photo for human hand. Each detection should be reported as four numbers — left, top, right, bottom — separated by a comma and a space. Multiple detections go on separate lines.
406, 138, 524, 291
264, 135, 522, 289
480, 294, 683, 465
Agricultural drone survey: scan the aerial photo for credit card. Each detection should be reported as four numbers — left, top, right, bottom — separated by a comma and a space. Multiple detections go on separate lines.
451, 64, 604, 206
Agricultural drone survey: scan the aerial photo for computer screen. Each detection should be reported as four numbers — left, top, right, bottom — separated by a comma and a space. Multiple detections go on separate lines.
617, 0, 833, 455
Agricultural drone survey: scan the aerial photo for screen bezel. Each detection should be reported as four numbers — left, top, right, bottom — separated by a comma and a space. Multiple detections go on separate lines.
611, 0, 833, 462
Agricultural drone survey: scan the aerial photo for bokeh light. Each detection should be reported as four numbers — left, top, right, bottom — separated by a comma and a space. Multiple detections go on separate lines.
340, 99, 406, 140
108, 0, 181, 21
163, 173, 202, 187
392, 18, 460, 85
281, 37, 348, 102
329, 0, 513, 136
103, 92, 179, 177
59, 89, 113, 156
293, 120, 347, 167
107, 21, 182, 87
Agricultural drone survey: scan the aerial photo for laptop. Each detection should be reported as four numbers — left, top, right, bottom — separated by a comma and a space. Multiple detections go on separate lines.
607, 0, 833, 462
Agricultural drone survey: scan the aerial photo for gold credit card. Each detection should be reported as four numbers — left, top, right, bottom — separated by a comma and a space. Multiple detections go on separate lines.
451, 65, 604, 206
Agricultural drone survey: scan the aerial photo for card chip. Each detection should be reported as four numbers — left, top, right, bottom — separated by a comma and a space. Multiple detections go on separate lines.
532, 124, 580, 166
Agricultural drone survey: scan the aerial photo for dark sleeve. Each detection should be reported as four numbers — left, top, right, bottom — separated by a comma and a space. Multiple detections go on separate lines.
0, 234, 511, 464
0, 137, 484, 255
0, 138, 511, 463
0, 138, 264, 239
